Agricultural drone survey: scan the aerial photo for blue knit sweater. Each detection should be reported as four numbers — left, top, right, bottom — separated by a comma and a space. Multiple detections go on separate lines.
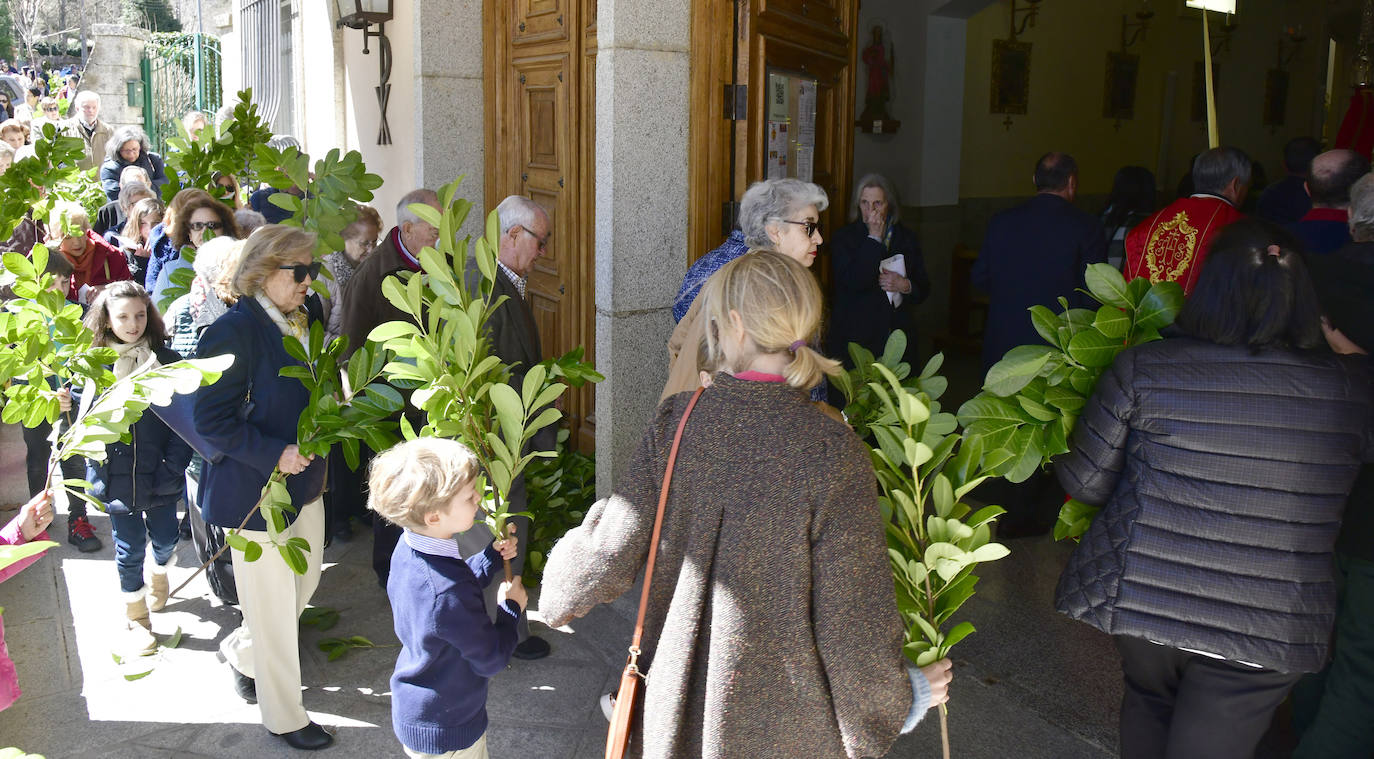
388, 533, 521, 754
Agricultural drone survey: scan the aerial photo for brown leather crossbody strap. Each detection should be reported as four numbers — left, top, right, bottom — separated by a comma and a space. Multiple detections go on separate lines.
629, 386, 704, 652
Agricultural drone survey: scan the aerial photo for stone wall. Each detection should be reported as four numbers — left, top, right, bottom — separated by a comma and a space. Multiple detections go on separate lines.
82, 24, 151, 132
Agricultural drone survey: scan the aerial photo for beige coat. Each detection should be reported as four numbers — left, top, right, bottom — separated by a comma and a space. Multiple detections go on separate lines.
659, 295, 707, 402
62, 118, 113, 172
540, 376, 913, 759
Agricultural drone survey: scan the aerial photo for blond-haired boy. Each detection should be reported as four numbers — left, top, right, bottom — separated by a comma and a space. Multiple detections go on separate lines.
369, 437, 523, 759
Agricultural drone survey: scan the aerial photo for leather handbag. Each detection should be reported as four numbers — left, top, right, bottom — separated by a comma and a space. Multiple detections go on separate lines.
605, 386, 704, 759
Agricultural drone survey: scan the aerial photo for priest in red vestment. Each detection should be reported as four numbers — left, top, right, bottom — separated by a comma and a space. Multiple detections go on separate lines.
1125, 147, 1250, 295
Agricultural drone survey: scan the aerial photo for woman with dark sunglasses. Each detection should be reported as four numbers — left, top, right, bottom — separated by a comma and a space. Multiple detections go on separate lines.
0, 93, 14, 120
148, 188, 241, 304
193, 224, 333, 751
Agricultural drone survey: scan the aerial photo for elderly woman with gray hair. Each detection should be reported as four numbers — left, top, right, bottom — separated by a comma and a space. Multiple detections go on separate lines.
826, 173, 929, 377
662, 178, 830, 399
99, 125, 168, 201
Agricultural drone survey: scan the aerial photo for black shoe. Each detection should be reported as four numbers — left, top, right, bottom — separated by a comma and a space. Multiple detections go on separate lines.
178, 514, 192, 541
230, 664, 257, 704
67, 516, 102, 553
274, 722, 334, 750
512, 635, 552, 660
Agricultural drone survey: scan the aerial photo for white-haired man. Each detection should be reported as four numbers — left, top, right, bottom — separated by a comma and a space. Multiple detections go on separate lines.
459, 194, 554, 660
62, 90, 112, 171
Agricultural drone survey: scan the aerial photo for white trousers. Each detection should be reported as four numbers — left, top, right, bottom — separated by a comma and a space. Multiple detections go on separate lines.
221, 497, 324, 734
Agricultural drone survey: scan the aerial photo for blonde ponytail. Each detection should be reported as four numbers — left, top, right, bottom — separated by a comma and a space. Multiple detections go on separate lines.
702, 250, 843, 391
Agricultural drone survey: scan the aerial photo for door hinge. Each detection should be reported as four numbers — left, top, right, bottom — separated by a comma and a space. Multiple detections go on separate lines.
723, 84, 747, 121
721, 201, 741, 237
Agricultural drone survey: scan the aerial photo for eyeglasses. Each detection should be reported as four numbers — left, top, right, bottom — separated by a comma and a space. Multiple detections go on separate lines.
520, 226, 550, 251
278, 262, 323, 283
42, 105, 57, 112
779, 219, 822, 237
188, 221, 223, 232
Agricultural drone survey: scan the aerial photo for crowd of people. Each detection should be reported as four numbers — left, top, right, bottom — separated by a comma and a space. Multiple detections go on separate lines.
0, 63, 1370, 759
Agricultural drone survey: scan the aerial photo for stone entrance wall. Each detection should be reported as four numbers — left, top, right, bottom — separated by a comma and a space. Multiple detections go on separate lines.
82, 24, 151, 131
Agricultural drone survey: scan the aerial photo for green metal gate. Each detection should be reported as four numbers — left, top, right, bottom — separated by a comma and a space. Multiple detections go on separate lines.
140, 33, 223, 155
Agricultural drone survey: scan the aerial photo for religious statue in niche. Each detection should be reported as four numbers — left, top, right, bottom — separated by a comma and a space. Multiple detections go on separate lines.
860, 25, 895, 122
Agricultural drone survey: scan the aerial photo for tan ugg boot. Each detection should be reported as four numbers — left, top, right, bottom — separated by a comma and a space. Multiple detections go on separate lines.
123, 587, 158, 654
149, 558, 173, 611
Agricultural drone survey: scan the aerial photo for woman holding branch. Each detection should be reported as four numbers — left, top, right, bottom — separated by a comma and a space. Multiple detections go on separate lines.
193, 224, 331, 751
541, 252, 951, 759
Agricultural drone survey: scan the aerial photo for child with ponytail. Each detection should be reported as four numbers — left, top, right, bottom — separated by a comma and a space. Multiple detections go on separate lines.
82, 281, 192, 652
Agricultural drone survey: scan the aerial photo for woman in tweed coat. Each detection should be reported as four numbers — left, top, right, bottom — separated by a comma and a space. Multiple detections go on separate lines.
541, 252, 950, 759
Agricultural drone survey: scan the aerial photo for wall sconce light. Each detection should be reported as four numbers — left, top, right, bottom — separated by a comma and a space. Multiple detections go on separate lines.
1276, 25, 1305, 70
1008, 0, 1044, 40
1121, 9, 1155, 50
1210, 16, 1238, 57
334, 0, 394, 145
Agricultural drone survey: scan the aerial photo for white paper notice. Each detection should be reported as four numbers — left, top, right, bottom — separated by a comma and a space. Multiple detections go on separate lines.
880, 253, 906, 307
797, 80, 817, 149
768, 73, 790, 122
795, 145, 814, 182
767, 121, 789, 179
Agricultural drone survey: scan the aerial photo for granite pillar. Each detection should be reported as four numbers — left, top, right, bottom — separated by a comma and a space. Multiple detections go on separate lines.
413, 0, 486, 241
83, 25, 151, 132
593, 0, 691, 494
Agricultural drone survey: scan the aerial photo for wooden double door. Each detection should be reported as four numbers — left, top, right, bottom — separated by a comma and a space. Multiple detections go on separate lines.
690, 0, 860, 290
485, 0, 598, 452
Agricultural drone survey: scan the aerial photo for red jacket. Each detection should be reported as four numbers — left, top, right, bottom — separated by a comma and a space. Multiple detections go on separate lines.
1124, 195, 1243, 295
65, 229, 132, 301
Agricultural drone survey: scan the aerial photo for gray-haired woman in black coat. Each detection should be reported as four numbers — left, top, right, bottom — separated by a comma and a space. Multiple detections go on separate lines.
1054, 219, 1374, 759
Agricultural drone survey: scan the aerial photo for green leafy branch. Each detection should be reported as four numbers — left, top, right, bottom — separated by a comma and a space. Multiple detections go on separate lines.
0, 122, 89, 240
370, 179, 601, 578
159, 89, 273, 208
841, 337, 1010, 759
0, 246, 229, 523
956, 264, 1184, 540
250, 143, 384, 263
180, 328, 402, 585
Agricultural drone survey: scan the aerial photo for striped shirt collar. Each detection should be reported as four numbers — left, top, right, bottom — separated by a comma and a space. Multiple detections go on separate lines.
403, 529, 463, 559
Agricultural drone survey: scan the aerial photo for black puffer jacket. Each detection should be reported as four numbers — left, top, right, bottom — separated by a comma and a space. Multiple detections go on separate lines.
1054, 337, 1374, 673
87, 346, 195, 515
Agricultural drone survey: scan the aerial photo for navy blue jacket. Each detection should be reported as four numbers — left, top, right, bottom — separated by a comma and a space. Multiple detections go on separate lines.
827, 220, 930, 368
193, 297, 326, 530
1256, 174, 1312, 224
1288, 209, 1351, 256
972, 193, 1106, 372
1055, 338, 1374, 673
389, 539, 519, 754
87, 346, 194, 515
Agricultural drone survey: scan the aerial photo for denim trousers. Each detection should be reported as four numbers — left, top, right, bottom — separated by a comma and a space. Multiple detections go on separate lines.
1292, 552, 1374, 758
110, 505, 179, 593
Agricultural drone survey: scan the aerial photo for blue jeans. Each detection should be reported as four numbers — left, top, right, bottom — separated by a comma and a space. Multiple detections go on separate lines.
110, 505, 179, 593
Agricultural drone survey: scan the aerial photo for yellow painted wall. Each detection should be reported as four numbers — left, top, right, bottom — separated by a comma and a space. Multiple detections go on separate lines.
959, 0, 1331, 199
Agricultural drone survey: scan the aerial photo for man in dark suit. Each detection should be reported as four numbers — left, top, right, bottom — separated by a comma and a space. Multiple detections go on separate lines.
462, 194, 555, 660
972, 152, 1106, 373
971, 152, 1106, 538
1289, 148, 1369, 256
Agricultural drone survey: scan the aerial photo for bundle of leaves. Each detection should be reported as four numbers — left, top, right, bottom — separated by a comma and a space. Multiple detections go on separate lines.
224, 327, 402, 574
956, 264, 1184, 539
0, 123, 89, 240
839, 341, 1010, 759
830, 330, 947, 439
522, 427, 596, 584
159, 90, 274, 207
0, 245, 229, 547
369, 179, 601, 572
250, 143, 383, 261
